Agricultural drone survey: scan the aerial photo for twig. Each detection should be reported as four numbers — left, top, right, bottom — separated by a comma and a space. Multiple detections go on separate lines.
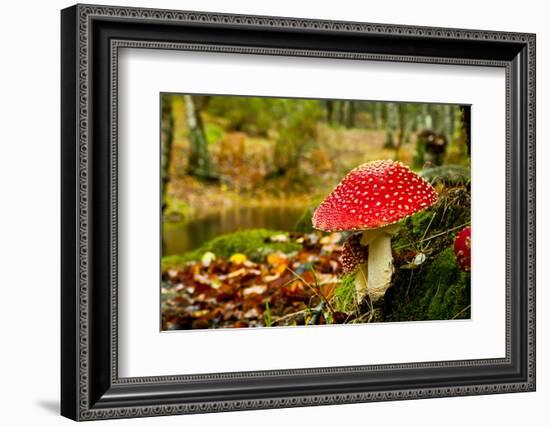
310, 268, 338, 316
452, 305, 471, 319
420, 212, 437, 246
350, 309, 377, 324
405, 269, 415, 299
394, 222, 471, 251
270, 308, 309, 325
286, 267, 336, 315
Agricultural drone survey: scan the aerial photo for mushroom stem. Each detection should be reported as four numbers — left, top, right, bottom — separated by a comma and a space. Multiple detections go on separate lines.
366, 233, 394, 302
354, 263, 368, 302
359, 224, 399, 303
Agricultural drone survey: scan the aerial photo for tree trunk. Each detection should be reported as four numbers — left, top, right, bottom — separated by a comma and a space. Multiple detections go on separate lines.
161, 95, 174, 213
421, 104, 432, 129
441, 105, 453, 143
395, 104, 408, 160
326, 100, 334, 124
384, 103, 397, 149
460, 105, 471, 156
346, 101, 355, 128
338, 101, 347, 126
447, 105, 455, 142
184, 95, 213, 179
431, 104, 446, 135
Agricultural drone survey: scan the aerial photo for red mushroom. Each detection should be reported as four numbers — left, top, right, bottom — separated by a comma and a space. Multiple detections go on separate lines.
454, 226, 471, 271
312, 160, 438, 302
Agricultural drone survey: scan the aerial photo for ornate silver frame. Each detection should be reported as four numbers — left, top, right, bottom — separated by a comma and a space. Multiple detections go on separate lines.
61, 4, 536, 421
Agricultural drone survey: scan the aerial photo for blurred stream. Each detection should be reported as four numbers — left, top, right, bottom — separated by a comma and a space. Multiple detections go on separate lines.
163, 205, 306, 256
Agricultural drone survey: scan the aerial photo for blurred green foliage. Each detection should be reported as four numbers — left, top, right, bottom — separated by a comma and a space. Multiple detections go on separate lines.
273, 100, 323, 174
206, 96, 324, 137
204, 122, 225, 145
294, 205, 317, 233
163, 195, 191, 222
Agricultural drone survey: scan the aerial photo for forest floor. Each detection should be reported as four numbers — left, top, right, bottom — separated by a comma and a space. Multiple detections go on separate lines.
161, 230, 348, 330
161, 181, 472, 330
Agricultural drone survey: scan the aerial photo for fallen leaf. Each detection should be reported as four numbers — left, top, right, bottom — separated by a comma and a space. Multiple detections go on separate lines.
267, 251, 289, 266
227, 267, 247, 279
201, 251, 216, 267
269, 234, 289, 242
191, 309, 211, 318
243, 308, 259, 319
263, 273, 281, 283
243, 284, 267, 296
229, 253, 247, 264
272, 263, 288, 274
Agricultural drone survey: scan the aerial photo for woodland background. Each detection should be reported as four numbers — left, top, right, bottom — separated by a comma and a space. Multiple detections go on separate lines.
161, 95, 472, 330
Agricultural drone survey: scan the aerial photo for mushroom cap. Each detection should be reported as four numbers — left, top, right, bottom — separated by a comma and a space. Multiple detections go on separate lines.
340, 233, 369, 274
454, 226, 471, 272
312, 160, 438, 232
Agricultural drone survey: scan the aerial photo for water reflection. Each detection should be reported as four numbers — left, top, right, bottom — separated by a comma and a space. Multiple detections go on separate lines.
163, 205, 306, 256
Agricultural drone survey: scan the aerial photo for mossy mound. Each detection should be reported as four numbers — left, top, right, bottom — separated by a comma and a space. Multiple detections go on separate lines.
386, 247, 470, 321
423, 248, 470, 319
385, 185, 471, 321
393, 184, 470, 256
162, 228, 301, 271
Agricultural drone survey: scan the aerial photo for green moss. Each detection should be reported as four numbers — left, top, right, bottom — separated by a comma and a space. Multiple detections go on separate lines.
162, 228, 301, 270
423, 248, 470, 319
386, 247, 470, 322
393, 185, 471, 256
162, 251, 202, 270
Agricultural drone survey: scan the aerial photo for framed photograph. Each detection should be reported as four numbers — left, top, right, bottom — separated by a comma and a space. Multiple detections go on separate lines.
61, 4, 536, 421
